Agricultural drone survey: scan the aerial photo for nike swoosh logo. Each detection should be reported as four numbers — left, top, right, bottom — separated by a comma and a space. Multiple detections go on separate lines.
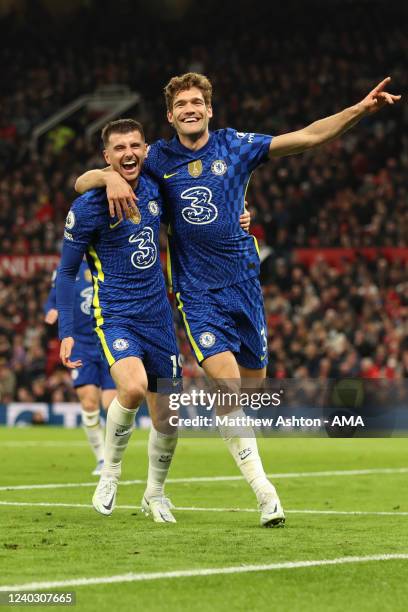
109, 219, 122, 229
115, 428, 132, 437
102, 494, 115, 511
239, 450, 252, 461
163, 172, 179, 179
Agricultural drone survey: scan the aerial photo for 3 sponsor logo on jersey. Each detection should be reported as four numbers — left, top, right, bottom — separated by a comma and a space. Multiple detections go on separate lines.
129, 227, 157, 269
148, 200, 160, 216
113, 338, 129, 351
211, 159, 228, 176
199, 331, 216, 348
65, 210, 75, 229
188, 160, 203, 178
181, 186, 218, 225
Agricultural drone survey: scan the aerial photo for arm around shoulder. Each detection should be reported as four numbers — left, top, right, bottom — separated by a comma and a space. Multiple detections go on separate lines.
74, 168, 112, 194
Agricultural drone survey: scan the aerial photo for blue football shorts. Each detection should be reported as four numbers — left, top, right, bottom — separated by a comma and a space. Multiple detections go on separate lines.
71, 342, 115, 390
94, 317, 181, 392
175, 276, 268, 369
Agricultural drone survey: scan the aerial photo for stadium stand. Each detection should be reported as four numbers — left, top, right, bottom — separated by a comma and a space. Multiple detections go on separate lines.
0, 0, 406, 401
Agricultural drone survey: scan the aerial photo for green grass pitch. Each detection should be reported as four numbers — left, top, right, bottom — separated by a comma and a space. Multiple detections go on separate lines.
0, 428, 407, 611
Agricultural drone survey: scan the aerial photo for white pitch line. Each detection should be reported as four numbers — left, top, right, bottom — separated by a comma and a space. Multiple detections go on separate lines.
1, 466, 408, 492
1, 554, 408, 591
0, 442, 88, 447
0, 441, 146, 448
0, 500, 407, 517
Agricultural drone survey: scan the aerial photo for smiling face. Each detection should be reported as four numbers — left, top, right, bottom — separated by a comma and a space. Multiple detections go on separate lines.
167, 87, 213, 140
103, 130, 147, 186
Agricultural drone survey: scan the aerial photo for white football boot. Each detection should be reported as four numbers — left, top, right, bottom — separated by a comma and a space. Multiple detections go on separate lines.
258, 491, 285, 527
141, 494, 176, 523
92, 476, 118, 516
92, 459, 104, 476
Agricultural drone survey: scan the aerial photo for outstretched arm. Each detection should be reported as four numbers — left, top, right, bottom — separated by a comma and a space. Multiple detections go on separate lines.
269, 77, 401, 158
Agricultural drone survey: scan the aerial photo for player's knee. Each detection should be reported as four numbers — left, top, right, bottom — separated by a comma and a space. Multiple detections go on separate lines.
119, 380, 147, 408
80, 395, 99, 413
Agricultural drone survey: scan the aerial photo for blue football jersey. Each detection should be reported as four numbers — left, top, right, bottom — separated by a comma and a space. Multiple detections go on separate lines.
144, 128, 272, 292
62, 174, 170, 325
45, 262, 96, 348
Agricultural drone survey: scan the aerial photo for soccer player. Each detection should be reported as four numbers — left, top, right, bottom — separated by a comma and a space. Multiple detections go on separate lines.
75, 74, 400, 527
57, 119, 182, 522
44, 262, 116, 476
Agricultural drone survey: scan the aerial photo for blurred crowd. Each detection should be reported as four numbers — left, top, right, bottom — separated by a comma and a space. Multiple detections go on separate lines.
263, 256, 408, 381
0, 2, 407, 401
0, 271, 73, 402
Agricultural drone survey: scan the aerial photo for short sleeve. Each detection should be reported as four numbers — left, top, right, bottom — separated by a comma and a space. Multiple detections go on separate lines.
143, 141, 163, 180
62, 196, 99, 252
225, 128, 272, 172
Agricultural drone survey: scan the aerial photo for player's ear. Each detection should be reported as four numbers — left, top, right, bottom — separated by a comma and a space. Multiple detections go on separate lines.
207, 105, 213, 119
103, 149, 110, 164
167, 110, 174, 126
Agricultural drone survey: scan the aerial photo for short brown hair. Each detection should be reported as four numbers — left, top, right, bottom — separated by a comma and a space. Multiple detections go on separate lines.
164, 72, 212, 111
101, 119, 145, 147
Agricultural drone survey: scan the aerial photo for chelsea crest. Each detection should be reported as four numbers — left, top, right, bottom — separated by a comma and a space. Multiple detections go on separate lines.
211, 160, 227, 176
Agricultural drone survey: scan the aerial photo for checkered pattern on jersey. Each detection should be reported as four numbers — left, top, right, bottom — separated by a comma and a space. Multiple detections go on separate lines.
144, 128, 273, 292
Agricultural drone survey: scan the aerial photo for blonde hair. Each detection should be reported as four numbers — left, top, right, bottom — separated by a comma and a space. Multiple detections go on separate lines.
164, 72, 212, 111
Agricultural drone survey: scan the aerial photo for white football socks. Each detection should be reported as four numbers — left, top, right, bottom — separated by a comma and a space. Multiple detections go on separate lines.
81, 409, 104, 462
218, 408, 276, 502
102, 397, 139, 480
144, 425, 178, 499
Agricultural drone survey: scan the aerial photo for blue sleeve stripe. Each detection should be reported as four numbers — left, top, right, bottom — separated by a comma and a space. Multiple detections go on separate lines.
56, 244, 84, 339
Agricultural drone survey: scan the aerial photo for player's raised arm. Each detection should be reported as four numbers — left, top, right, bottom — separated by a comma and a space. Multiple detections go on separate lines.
269, 77, 401, 158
